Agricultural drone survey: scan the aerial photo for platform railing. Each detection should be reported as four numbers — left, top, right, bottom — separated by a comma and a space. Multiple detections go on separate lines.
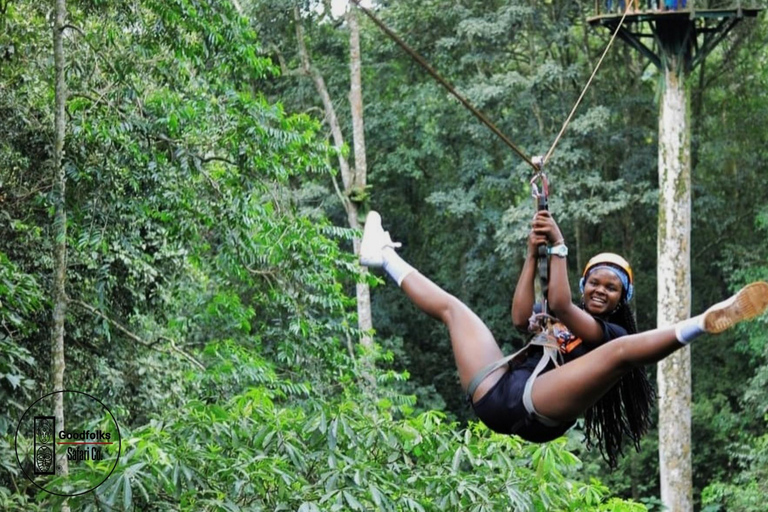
594, 0, 748, 16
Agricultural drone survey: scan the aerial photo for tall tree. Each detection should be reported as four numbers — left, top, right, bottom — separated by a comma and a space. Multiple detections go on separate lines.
51, 0, 70, 502
347, 4, 374, 349
652, 12, 759, 508
656, 52, 692, 511
281, 3, 375, 351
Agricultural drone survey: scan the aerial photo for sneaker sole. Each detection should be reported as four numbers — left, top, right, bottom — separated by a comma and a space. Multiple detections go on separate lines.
359, 211, 384, 267
703, 281, 768, 334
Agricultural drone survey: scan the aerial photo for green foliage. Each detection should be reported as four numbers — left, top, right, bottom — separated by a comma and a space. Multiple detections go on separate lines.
52, 382, 644, 511
701, 431, 768, 512
252, 2, 768, 506
1, 0, 360, 506
0, 252, 43, 507
0, 251, 44, 340
0, 336, 37, 432
701, 206, 768, 510
3, 0, 768, 509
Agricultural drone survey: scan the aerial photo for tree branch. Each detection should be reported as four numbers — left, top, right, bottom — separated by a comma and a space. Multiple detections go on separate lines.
70, 298, 206, 370
693, 211, 757, 260
270, 44, 307, 78
157, 336, 207, 371
292, 6, 353, 193
329, 169, 351, 211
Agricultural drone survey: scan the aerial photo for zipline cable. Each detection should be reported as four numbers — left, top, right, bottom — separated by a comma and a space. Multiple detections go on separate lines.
349, 1, 632, 174
348, 0, 538, 171
541, 5, 631, 166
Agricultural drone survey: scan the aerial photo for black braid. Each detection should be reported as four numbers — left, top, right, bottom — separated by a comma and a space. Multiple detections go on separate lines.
582, 301, 655, 467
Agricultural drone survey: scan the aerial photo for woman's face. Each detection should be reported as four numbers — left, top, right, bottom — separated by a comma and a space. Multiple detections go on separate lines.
583, 268, 624, 316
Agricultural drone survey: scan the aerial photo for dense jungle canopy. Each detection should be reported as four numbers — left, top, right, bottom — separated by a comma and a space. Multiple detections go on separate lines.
1, 0, 768, 510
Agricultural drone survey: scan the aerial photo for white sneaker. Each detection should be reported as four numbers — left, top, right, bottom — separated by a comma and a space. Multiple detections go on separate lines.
702, 281, 768, 334
360, 211, 401, 267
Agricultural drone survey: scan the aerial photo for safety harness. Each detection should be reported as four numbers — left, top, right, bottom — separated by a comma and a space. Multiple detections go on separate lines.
466, 162, 572, 400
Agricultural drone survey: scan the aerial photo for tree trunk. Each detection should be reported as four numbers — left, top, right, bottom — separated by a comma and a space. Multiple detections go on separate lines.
347, 6, 373, 348
52, 0, 71, 505
657, 58, 693, 512
294, 6, 374, 351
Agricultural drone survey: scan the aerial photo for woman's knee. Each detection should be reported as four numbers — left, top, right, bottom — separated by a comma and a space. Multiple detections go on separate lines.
604, 337, 636, 369
437, 294, 468, 325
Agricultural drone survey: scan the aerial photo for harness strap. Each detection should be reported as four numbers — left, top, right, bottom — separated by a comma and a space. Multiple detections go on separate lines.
466, 331, 560, 400
466, 345, 529, 400
468, 164, 558, 404
535, 170, 550, 315
521, 336, 562, 427
529, 164, 550, 317
538, 244, 549, 313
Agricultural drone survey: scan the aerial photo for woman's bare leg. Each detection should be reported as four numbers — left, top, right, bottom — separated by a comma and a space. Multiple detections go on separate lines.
360, 211, 506, 402
400, 272, 507, 401
531, 327, 677, 421
532, 281, 768, 422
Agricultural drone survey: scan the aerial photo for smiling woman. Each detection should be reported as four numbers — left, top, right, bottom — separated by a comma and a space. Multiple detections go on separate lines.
579, 252, 634, 309
359, 209, 768, 466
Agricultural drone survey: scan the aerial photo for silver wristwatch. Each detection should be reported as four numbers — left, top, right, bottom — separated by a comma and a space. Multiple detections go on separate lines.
548, 244, 568, 258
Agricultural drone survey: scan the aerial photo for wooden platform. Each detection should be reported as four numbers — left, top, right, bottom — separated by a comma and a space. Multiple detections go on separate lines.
588, 7, 762, 26
587, 7, 763, 71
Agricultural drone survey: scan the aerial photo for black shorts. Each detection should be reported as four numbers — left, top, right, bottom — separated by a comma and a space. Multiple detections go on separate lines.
470, 367, 574, 443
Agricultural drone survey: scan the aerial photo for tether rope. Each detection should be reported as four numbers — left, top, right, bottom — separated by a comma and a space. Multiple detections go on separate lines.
542, 6, 631, 166
349, 0, 631, 172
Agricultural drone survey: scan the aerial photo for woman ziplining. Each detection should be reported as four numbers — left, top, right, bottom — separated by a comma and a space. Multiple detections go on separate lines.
359, 209, 768, 465
350, 0, 768, 465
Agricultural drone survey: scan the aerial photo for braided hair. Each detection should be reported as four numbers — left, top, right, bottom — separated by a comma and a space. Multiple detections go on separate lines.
582, 300, 655, 467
